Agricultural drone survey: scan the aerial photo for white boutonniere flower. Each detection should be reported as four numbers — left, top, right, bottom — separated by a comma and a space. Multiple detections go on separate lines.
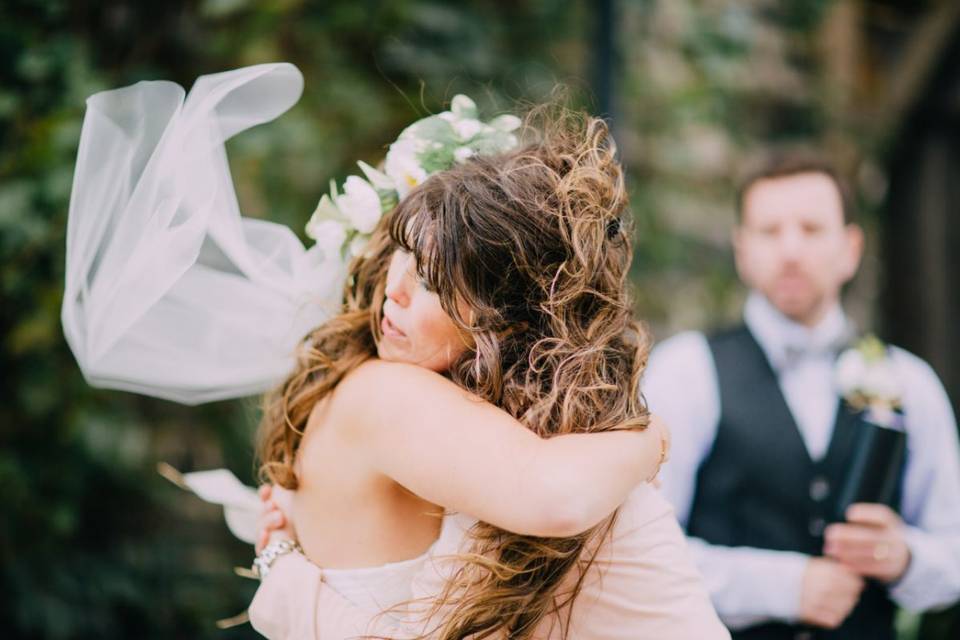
834, 335, 903, 426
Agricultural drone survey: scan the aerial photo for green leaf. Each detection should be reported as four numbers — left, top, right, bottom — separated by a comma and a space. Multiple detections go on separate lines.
378, 191, 398, 214
858, 335, 887, 362
418, 145, 455, 174
400, 116, 458, 145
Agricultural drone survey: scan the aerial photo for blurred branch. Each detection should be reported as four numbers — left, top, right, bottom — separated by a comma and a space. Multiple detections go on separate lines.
872, 0, 960, 137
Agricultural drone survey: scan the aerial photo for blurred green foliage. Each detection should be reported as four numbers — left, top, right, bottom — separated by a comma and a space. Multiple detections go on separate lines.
0, 0, 929, 638
0, 1, 592, 637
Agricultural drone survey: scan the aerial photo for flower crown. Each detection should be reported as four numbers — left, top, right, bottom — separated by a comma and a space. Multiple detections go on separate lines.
305, 95, 522, 260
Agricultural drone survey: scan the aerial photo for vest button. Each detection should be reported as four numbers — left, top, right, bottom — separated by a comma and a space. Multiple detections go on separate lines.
808, 517, 826, 537
810, 476, 830, 501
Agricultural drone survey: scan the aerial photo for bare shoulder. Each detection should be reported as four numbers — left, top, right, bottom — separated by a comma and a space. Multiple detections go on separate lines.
332, 359, 479, 432
337, 358, 459, 400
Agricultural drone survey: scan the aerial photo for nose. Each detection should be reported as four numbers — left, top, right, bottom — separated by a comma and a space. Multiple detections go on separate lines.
384, 252, 412, 307
777, 225, 805, 261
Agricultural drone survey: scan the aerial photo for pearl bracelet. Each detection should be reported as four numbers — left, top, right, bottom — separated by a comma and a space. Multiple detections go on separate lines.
253, 539, 304, 580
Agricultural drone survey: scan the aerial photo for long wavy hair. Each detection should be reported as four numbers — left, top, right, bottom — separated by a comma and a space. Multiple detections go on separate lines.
257, 103, 652, 639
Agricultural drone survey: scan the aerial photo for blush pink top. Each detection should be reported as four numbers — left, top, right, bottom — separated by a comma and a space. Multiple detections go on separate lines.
249, 484, 731, 639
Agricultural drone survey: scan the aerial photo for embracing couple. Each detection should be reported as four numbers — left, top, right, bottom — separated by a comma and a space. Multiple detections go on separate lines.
64, 63, 960, 640
64, 63, 729, 638
245, 103, 729, 638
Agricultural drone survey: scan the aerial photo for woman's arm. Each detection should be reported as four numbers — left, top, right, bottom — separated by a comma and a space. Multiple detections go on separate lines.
333, 359, 667, 537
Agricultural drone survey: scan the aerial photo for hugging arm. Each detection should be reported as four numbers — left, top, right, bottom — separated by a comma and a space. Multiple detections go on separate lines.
247, 487, 731, 640
339, 359, 666, 537
249, 359, 669, 637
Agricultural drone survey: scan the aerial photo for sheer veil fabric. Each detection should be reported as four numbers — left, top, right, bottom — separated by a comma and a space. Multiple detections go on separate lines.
62, 63, 347, 404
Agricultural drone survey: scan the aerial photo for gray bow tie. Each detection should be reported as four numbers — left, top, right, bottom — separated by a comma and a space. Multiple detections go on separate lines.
779, 332, 854, 371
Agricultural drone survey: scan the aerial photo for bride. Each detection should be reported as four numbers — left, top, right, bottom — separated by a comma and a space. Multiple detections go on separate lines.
62, 63, 727, 639
247, 106, 727, 637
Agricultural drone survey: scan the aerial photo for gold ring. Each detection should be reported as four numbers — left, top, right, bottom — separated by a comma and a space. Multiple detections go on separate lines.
873, 543, 891, 561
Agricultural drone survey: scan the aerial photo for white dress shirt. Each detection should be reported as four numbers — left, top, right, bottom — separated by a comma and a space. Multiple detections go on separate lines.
643, 291, 960, 629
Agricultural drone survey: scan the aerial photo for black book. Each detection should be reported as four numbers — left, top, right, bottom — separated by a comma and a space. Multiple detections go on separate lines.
833, 415, 907, 522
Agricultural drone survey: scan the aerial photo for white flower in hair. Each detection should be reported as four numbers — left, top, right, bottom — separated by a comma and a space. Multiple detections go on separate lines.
451, 95, 477, 116
489, 114, 522, 132
306, 219, 347, 260
348, 234, 369, 257
336, 175, 381, 234
306, 94, 522, 259
385, 138, 428, 198
452, 118, 483, 140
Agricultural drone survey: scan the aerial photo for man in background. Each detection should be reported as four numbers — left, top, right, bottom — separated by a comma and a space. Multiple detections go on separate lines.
643, 154, 960, 639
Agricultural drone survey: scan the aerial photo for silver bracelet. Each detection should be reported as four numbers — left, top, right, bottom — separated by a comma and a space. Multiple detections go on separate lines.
253, 539, 304, 580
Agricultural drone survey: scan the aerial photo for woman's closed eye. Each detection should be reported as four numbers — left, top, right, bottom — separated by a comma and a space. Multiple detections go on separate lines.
406, 260, 437, 294
418, 277, 437, 294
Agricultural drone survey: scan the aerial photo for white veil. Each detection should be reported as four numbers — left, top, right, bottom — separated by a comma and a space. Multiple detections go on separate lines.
62, 63, 347, 405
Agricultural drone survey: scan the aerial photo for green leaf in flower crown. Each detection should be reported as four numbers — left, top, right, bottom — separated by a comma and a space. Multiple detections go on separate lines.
400, 116, 458, 146
418, 144, 456, 174
450, 95, 478, 120
378, 190, 398, 214
470, 130, 519, 156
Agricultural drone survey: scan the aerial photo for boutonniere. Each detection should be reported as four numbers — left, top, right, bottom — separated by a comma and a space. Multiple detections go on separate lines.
834, 335, 903, 426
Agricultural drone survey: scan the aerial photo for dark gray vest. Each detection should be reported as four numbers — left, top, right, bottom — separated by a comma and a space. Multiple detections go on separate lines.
687, 326, 900, 640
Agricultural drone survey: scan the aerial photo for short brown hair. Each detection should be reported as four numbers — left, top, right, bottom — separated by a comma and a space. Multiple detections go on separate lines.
735, 151, 856, 224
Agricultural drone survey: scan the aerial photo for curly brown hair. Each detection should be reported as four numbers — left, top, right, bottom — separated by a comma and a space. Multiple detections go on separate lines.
257, 103, 651, 639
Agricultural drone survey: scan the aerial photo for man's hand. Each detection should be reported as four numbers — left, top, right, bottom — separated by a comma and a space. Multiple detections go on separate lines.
824, 503, 911, 583
255, 484, 297, 554
798, 557, 865, 629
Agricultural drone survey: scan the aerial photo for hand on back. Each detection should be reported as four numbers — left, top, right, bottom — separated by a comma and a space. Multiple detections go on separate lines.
255, 484, 297, 554
645, 416, 671, 487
